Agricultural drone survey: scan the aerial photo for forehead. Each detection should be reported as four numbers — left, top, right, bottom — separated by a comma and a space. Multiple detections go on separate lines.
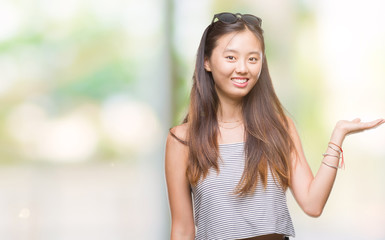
214, 29, 263, 53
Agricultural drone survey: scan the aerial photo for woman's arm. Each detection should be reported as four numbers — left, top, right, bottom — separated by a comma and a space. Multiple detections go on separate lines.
165, 125, 195, 239
288, 117, 385, 217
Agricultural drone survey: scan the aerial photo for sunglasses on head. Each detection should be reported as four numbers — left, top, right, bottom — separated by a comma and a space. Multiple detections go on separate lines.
211, 12, 262, 27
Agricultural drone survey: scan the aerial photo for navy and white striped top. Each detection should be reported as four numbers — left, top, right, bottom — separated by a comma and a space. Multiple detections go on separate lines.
191, 142, 295, 240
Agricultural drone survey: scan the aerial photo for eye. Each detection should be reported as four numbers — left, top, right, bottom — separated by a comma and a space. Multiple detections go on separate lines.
225, 56, 236, 61
249, 57, 259, 62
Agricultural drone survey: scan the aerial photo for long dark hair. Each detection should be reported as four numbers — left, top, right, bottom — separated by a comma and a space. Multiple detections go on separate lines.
184, 15, 295, 196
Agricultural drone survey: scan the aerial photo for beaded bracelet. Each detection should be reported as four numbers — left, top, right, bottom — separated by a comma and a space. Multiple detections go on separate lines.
322, 153, 340, 159
322, 142, 344, 169
329, 141, 344, 169
328, 145, 341, 154
322, 161, 338, 170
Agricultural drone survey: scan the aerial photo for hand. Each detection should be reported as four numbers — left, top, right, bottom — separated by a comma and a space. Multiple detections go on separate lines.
335, 118, 385, 137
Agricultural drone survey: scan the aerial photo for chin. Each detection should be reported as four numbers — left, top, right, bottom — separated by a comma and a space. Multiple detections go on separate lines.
229, 92, 250, 100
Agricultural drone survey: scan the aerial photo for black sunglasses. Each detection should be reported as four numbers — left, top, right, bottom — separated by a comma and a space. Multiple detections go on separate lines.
211, 12, 262, 27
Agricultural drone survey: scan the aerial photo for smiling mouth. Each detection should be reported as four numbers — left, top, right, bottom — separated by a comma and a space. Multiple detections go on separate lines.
231, 78, 249, 88
231, 78, 248, 83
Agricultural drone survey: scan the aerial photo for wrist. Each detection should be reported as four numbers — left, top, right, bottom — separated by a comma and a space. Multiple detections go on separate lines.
330, 123, 346, 146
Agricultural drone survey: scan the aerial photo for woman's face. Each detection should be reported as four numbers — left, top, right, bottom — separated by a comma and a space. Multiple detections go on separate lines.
204, 29, 263, 102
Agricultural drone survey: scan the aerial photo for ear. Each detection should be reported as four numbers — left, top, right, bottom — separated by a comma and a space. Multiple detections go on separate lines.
204, 58, 211, 72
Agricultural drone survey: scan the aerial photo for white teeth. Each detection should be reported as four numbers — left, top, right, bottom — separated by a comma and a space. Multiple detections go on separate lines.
232, 79, 247, 83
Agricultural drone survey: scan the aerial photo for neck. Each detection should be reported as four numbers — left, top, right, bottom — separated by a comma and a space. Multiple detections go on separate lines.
217, 98, 243, 122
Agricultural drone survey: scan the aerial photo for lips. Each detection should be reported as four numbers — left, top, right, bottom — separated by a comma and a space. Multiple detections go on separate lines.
231, 77, 249, 88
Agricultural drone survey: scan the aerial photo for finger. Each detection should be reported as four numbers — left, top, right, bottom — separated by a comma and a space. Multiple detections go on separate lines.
365, 119, 385, 129
373, 118, 384, 124
352, 118, 361, 123
373, 119, 385, 127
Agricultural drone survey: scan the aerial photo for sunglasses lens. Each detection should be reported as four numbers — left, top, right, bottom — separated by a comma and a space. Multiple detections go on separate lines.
242, 15, 262, 27
212, 13, 262, 27
217, 13, 237, 23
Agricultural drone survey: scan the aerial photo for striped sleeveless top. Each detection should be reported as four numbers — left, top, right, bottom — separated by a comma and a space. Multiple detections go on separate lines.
191, 142, 295, 240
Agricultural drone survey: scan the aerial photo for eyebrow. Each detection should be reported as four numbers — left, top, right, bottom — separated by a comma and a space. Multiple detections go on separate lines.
223, 48, 262, 56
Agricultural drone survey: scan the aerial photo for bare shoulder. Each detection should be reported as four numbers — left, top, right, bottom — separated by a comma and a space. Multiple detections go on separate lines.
170, 123, 188, 138
166, 123, 189, 166
283, 114, 302, 157
283, 114, 298, 135
168, 123, 188, 146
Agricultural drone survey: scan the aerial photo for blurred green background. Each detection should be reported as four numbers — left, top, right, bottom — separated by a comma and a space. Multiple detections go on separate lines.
0, 0, 384, 239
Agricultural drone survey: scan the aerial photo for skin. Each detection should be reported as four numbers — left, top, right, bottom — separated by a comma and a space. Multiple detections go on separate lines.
204, 30, 263, 105
165, 28, 385, 240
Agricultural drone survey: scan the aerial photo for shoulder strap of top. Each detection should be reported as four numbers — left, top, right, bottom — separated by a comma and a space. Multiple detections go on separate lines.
169, 128, 188, 146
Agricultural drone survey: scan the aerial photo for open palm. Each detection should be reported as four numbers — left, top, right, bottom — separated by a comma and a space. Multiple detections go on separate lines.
336, 118, 385, 136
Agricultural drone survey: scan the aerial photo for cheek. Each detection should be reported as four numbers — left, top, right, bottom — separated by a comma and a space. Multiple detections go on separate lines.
211, 63, 234, 79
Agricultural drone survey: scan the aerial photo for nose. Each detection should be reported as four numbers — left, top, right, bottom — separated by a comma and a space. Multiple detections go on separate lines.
235, 60, 248, 74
